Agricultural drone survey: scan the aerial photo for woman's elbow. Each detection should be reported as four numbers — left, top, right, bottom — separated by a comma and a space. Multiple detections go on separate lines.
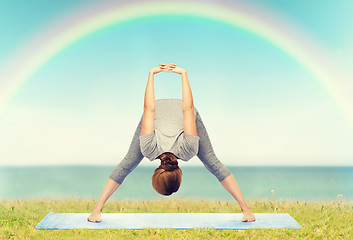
144, 105, 155, 111
182, 105, 194, 112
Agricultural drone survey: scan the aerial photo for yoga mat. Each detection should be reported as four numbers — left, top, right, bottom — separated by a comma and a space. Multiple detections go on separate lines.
35, 211, 303, 230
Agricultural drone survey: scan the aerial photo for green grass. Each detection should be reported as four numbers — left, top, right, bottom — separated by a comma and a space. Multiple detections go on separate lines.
1, 198, 352, 239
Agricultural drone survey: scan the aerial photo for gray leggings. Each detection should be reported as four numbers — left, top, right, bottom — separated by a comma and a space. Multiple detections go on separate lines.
109, 110, 232, 184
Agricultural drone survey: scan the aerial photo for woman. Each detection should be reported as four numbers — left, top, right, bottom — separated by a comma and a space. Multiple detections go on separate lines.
88, 64, 256, 222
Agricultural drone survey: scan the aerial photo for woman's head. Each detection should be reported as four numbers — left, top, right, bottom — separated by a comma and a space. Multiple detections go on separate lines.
152, 152, 182, 196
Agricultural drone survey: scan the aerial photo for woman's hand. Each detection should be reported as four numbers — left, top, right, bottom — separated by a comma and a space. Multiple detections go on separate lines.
160, 63, 185, 74
150, 64, 175, 74
150, 63, 185, 75
150, 66, 163, 74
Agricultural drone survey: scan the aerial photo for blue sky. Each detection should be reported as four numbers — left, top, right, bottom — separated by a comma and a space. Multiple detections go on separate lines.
0, 0, 352, 166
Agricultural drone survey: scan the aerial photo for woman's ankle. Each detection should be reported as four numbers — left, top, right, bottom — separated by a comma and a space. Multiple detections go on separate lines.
93, 205, 103, 212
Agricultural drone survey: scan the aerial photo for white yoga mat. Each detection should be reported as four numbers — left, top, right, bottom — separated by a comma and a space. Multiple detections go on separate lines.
35, 211, 303, 230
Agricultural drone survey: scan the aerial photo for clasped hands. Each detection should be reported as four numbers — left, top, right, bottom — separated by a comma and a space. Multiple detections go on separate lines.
150, 63, 186, 75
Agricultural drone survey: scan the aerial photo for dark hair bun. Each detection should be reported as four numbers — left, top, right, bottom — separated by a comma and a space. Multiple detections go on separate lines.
159, 152, 179, 171
161, 159, 178, 171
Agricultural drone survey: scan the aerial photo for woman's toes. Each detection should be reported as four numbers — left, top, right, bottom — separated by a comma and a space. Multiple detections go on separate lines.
88, 216, 98, 222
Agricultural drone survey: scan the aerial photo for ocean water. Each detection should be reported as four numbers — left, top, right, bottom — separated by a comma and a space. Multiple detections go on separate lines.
1, 166, 352, 202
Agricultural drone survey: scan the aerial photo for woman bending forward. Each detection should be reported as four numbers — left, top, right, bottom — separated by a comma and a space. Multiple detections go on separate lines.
88, 64, 255, 222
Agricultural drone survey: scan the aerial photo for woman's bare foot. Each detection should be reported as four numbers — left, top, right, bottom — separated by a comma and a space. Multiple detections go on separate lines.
87, 208, 102, 222
242, 209, 256, 222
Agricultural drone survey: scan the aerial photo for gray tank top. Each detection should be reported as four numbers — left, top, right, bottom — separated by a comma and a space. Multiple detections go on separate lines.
139, 98, 200, 161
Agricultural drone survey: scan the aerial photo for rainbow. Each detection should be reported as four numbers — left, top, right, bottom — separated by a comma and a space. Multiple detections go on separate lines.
0, 0, 352, 130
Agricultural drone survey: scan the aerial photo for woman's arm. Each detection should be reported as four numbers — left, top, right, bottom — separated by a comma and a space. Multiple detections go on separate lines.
181, 71, 197, 136
143, 71, 156, 110
141, 68, 159, 136
181, 71, 195, 112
